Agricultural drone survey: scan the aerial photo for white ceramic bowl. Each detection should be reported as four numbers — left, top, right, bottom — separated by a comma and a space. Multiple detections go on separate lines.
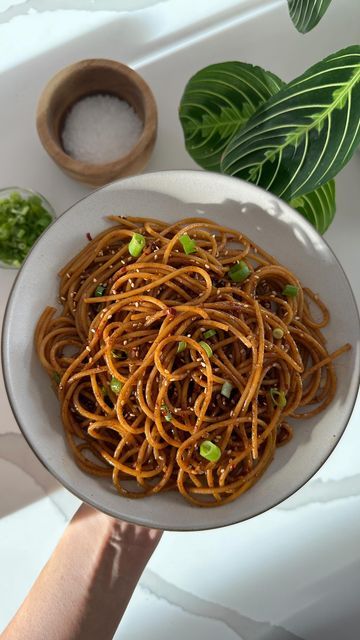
2, 170, 359, 530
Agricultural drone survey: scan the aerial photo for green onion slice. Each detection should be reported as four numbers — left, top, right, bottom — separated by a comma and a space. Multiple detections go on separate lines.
179, 233, 197, 255
199, 341, 213, 358
203, 329, 216, 339
228, 260, 251, 283
52, 372, 61, 385
177, 341, 187, 353
0, 191, 52, 267
161, 402, 172, 422
111, 349, 127, 360
94, 284, 106, 297
272, 327, 284, 339
110, 376, 123, 395
270, 388, 287, 408
282, 284, 298, 297
221, 381, 233, 398
200, 440, 221, 462
128, 232, 146, 258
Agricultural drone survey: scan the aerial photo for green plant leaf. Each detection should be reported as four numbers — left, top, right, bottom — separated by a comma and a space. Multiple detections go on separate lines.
290, 179, 335, 233
288, 0, 333, 34
221, 46, 360, 202
179, 62, 284, 171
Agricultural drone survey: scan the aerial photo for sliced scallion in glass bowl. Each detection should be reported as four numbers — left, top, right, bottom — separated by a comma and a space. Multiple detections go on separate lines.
0, 187, 55, 269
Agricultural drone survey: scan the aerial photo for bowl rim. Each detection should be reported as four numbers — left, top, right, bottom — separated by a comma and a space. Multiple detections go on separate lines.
2, 169, 360, 530
36, 58, 158, 177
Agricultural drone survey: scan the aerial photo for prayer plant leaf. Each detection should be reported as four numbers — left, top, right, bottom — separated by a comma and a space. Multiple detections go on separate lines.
221, 46, 360, 202
288, 0, 333, 34
179, 61, 284, 171
290, 179, 336, 233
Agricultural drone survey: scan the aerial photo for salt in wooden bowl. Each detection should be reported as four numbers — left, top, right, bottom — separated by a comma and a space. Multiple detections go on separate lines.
36, 59, 158, 187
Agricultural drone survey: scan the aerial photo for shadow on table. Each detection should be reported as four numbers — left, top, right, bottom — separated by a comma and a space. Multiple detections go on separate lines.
276, 557, 360, 640
0, 430, 61, 518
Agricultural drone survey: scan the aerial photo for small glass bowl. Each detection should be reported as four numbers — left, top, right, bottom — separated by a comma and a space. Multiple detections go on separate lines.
0, 187, 55, 270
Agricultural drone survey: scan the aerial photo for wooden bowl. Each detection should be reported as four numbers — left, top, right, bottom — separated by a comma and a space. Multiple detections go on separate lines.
36, 59, 157, 186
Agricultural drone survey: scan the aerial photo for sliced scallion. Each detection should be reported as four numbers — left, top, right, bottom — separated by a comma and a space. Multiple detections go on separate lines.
270, 388, 287, 408
52, 372, 60, 385
94, 284, 106, 297
161, 402, 172, 422
110, 376, 123, 395
228, 260, 251, 283
128, 232, 146, 258
0, 191, 52, 267
199, 341, 213, 358
203, 329, 216, 339
282, 284, 298, 297
200, 440, 221, 462
221, 381, 233, 398
177, 341, 187, 353
111, 349, 127, 360
272, 327, 284, 339
179, 233, 196, 255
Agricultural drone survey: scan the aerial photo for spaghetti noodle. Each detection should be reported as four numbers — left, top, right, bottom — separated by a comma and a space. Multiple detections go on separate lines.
35, 216, 350, 506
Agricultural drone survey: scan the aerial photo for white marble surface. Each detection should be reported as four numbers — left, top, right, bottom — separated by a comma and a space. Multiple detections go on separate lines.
1, 1, 360, 638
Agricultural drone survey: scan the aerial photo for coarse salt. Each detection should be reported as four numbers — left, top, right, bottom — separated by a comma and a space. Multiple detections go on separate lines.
62, 94, 143, 164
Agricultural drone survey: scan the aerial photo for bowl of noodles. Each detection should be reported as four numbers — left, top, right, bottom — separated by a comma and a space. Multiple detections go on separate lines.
2, 170, 359, 530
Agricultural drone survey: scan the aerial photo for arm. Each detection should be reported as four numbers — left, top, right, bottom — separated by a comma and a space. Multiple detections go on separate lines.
2, 503, 162, 640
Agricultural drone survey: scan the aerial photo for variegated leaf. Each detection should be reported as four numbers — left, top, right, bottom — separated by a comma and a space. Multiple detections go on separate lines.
179, 62, 284, 171
221, 46, 360, 201
288, 0, 333, 34
290, 179, 335, 233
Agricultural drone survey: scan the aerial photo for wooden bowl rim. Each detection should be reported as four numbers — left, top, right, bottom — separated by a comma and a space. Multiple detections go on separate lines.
36, 58, 157, 178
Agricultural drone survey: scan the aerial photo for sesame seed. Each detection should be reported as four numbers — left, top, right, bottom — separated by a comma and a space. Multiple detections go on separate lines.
66, 273, 71, 279
93, 278, 97, 283
85, 346, 91, 351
